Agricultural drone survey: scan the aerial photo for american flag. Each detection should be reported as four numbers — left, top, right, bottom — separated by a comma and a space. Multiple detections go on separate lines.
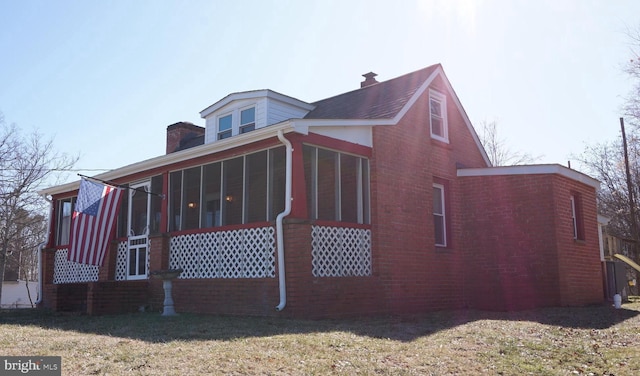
68, 178, 124, 266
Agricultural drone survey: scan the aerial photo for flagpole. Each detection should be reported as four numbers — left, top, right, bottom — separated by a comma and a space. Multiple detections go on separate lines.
77, 174, 165, 199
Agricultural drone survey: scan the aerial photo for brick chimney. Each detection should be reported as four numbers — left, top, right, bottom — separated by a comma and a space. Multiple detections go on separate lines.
166, 122, 205, 154
361, 72, 378, 88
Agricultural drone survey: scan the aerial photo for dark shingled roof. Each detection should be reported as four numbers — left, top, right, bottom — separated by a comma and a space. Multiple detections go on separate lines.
304, 64, 441, 120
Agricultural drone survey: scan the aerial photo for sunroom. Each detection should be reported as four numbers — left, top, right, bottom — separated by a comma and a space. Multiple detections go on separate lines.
42, 122, 374, 314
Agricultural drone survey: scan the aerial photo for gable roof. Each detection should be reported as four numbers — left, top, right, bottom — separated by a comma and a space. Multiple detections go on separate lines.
40, 64, 492, 196
304, 64, 441, 120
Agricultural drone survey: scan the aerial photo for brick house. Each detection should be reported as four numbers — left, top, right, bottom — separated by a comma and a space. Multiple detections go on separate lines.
38, 64, 604, 317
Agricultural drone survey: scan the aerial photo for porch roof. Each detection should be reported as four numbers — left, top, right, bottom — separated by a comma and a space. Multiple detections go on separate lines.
39, 121, 298, 196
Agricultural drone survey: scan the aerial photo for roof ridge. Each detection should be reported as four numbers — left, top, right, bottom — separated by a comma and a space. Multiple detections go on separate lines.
310, 63, 442, 105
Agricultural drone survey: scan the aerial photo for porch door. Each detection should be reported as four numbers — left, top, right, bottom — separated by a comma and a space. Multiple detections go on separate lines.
127, 181, 150, 280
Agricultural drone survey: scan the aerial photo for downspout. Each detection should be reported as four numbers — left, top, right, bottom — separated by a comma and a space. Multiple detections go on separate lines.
35, 195, 53, 305
275, 130, 292, 311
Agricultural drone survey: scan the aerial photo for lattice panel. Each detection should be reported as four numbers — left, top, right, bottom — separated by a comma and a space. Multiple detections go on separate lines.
312, 226, 372, 277
53, 249, 99, 284
115, 241, 128, 281
169, 226, 275, 279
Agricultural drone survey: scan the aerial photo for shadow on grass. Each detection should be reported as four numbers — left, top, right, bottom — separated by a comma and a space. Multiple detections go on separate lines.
1, 303, 638, 343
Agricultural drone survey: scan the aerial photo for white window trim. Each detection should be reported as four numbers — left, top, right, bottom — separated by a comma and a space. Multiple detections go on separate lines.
239, 106, 256, 134
433, 183, 447, 247
217, 112, 233, 140
217, 105, 257, 140
570, 195, 578, 240
429, 90, 448, 143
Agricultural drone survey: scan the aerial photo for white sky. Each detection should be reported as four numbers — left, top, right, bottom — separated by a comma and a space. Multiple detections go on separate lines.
1, 0, 639, 184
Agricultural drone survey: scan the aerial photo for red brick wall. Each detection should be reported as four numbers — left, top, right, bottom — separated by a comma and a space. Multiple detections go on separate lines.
166, 122, 204, 154
39, 249, 57, 310
87, 281, 149, 315
369, 79, 488, 314
280, 222, 386, 319
459, 173, 603, 310
551, 175, 603, 306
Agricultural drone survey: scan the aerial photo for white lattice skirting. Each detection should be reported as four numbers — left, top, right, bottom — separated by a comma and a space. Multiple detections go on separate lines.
115, 241, 128, 281
53, 249, 99, 284
169, 226, 276, 279
312, 225, 372, 277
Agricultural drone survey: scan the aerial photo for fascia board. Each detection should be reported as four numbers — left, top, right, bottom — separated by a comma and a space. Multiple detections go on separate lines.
292, 118, 395, 127
200, 90, 269, 118
39, 121, 296, 196
200, 90, 314, 118
457, 164, 601, 189
391, 66, 492, 167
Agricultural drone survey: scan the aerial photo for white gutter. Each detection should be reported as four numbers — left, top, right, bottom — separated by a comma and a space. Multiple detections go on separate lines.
38, 121, 297, 197
35, 196, 53, 305
275, 130, 292, 311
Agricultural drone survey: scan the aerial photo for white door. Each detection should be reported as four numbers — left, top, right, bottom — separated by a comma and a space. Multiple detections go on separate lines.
127, 182, 150, 280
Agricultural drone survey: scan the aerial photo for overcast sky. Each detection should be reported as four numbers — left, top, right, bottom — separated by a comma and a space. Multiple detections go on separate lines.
1, 0, 639, 185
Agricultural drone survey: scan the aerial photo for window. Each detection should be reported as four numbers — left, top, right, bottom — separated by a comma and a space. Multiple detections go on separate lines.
429, 90, 448, 142
149, 175, 163, 234
303, 145, 370, 224
56, 197, 76, 245
240, 107, 256, 134
571, 192, 585, 240
216, 106, 256, 139
433, 183, 446, 247
168, 147, 286, 231
218, 114, 232, 140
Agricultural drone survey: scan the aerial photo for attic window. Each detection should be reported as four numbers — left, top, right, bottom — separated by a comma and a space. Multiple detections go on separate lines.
429, 90, 448, 143
218, 114, 232, 140
240, 107, 255, 134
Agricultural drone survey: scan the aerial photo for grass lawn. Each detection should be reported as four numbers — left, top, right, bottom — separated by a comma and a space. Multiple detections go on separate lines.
1, 300, 640, 375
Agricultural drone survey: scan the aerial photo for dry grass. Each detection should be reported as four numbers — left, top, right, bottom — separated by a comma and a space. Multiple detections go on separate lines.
1, 300, 640, 375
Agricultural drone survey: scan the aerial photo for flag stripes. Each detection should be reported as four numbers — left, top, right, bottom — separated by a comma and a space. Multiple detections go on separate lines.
68, 179, 124, 266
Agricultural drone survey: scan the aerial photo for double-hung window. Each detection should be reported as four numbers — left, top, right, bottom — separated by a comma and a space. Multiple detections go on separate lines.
240, 107, 256, 134
433, 183, 447, 247
429, 90, 448, 142
216, 106, 256, 140
570, 192, 585, 240
217, 114, 232, 140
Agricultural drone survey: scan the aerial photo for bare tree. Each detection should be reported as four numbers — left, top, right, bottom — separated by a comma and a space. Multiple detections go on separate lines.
0, 113, 77, 305
575, 28, 640, 288
477, 119, 541, 166
5, 209, 47, 306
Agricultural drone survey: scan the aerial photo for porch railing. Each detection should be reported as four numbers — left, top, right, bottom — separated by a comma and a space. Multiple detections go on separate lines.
53, 248, 99, 284
169, 225, 276, 279
311, 224, 372, 277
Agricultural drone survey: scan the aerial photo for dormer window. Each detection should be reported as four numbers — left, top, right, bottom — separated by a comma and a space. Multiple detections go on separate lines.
240, 107, 255, 134
217, 114, 232, 140
429, 90, 448, 143
216, 107, 256, 140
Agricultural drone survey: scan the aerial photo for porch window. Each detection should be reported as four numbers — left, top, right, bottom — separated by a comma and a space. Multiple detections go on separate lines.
246, 151, 268, 222
303, 145, 370, 224
169, 147, 286, 231
201, 162, 222, 227
223, 156, 244, 225
149, 175, 163, 234
55, 197, 76, 245
433, 183, 446, 247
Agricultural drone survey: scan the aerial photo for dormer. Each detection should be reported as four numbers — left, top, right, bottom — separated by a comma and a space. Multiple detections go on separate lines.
200, 89, 315, 144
